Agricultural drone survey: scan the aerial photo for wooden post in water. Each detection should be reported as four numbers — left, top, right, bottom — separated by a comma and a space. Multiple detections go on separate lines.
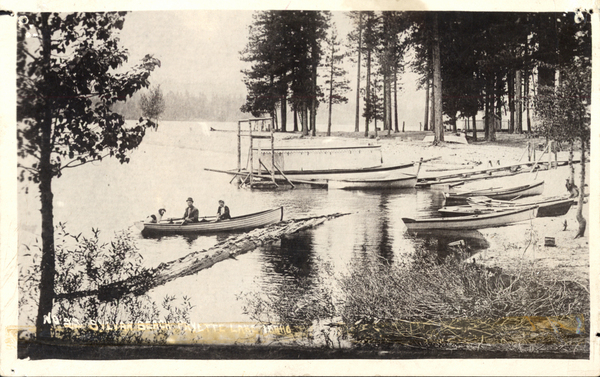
402, 121, 405, 132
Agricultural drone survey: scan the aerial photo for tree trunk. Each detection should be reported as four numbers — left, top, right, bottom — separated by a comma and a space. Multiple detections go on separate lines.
36, 13, 56, 339
385, 67, 392, 136
569, 141, 575, 188
293, 108, 298, 132
280, 95, 287, 132
575, 139, 586, 238
432, 14, 443, 144
471, 114, 477, 141
364, 48, 371, 137
55, 213, 350, 302
354, 12, 363, 133
524, 68, 531, 134
303, 104, 309, 136
310, 41, 318, 137
508, 70, 514, 133
393, 68, 399, 133
515, 70, 522, 134
423, 77, 430, 131
327, 38, 334, 137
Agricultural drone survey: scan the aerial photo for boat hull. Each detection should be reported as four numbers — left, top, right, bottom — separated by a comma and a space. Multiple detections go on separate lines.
206, 163, 416, 184
271, 163, 416, 181
327, 175, 417, 190
135, 207, 283, 235
444, 181, 544, 205
402, 206, 538, 231
464, 196, 574, 218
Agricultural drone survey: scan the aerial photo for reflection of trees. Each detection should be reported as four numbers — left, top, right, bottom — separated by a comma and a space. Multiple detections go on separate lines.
245, 231, 335, 326
262, 232, 315, 282
376, 193, 393, 263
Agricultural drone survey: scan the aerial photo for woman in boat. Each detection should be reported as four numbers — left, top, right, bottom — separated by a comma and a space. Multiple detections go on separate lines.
182, 197, 199, 225
216, 200, 231, 221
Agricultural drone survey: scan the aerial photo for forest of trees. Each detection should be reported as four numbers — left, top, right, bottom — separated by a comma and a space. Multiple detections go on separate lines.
112, 90, 246, 122
240, 11, 591, 143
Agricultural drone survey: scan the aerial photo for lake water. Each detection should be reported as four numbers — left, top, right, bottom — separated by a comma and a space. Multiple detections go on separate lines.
17, 121, 487, 326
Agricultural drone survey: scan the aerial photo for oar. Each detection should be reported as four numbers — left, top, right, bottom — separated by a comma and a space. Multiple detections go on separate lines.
455, 186, 502, 195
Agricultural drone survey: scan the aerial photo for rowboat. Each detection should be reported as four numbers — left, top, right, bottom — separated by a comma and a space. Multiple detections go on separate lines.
327, 174, 417, 190
402, 206, 538, 231
135, 207, 283, 235
465, 196, 575, 218
443, 181, 544, 205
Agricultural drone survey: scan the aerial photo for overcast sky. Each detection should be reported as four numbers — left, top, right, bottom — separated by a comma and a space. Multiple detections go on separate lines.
116, 10, 426, 128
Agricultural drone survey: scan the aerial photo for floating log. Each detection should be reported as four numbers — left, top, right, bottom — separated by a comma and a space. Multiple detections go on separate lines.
54, 213, 350, 302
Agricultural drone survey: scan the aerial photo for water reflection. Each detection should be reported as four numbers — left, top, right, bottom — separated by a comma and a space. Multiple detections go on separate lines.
260, 232, 316, 282
407, 229, 490, 261
376, 193, 393, 263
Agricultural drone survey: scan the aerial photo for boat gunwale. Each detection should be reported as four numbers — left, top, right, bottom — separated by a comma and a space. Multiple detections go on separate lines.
402, 205, 538, 224
448, 180, 544, 198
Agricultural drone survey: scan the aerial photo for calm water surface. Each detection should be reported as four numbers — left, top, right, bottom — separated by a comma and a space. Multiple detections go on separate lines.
18, 121, 487, 324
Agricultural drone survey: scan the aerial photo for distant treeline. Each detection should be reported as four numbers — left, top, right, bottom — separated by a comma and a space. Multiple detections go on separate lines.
112, 90, 247, 122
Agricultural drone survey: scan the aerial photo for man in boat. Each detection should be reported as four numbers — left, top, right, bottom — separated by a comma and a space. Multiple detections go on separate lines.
182, 198, 199, 225
216, 200, 231, 221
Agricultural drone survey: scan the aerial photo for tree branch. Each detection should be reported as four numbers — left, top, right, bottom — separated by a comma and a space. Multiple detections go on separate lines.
59, 153, 110, 171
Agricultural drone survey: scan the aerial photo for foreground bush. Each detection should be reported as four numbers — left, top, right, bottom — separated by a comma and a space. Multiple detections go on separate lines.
338, 248, 589, 351
19, 224, 193, 344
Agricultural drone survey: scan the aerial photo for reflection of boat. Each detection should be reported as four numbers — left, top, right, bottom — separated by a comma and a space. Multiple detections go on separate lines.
135, 207, 283, 235
465, 196, 575, 218
327, 174, 417, 190
444, 181, 544, 205
402, 206, 538, 231
407, 228, 490, 252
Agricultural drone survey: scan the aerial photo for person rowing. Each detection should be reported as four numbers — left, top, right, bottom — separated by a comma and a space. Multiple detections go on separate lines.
181, 197, 199, 225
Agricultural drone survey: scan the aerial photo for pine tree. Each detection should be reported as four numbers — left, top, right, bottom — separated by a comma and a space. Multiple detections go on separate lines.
323, 25, 350, 136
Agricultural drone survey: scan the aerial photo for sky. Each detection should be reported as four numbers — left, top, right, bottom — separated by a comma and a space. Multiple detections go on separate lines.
116, 10, 427, 129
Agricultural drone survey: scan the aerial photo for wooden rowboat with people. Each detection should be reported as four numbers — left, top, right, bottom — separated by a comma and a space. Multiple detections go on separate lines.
443, 180, 544, 205
135, 207, 284, 235
402, 206, 539, 231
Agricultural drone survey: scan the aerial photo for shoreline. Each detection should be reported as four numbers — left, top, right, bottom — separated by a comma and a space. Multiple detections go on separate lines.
271, 130, 590, 287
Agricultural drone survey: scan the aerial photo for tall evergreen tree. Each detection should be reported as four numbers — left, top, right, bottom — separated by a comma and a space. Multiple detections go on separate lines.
347, 11, 364, 133
323, 25, 350, 136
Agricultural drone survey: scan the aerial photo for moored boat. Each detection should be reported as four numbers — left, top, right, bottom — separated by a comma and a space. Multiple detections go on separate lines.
205, 162, 417, 184
465, 196, 575, 217
402, 206, 538, 231
135, 207, 284, 235
444, 181, 544, 205
327, 174, 417, 190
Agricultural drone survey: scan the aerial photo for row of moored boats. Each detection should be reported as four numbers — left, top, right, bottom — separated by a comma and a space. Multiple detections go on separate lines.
401, 180, 576, 231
